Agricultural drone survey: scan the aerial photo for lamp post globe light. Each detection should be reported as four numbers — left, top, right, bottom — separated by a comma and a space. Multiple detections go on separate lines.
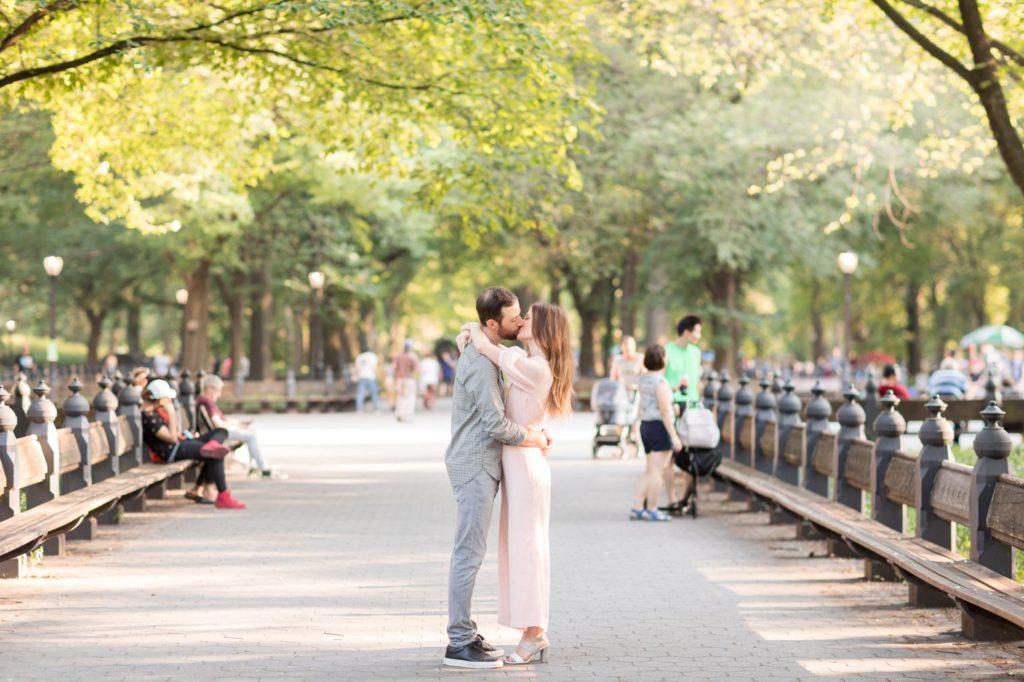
3, 319, 14, 360
308, 270, 325, 379
837, 251, 859, 385
43, 255, 64, 388
175, 288, 189, 306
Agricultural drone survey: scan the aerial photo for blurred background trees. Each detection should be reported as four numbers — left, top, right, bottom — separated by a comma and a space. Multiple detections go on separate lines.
0, 0, 1020, 380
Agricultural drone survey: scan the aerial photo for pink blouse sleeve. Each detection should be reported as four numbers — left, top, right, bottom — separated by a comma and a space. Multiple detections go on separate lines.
499, 346, 551, 393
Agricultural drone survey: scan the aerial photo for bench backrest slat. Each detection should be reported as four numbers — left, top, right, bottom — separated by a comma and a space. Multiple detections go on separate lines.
720, 411, 734, 445
930, 460, 971, 526
987, 475, 1024, 551
13, 435, 47, 488
116, 414, 134, 456
783, 425, 804, 466
843, 439, 874, 492
57, 427, 81, 474
88, 421, 110, 464
759, 422, 777, 460
882, 451, 917, 507
811, 431, 836, 477
738, 421, 753, 451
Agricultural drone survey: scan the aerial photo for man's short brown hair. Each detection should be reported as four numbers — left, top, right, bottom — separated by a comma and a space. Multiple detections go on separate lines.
476, 287, 517, 325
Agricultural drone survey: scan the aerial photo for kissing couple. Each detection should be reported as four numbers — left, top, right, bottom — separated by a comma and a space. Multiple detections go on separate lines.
443, 287, 574, 668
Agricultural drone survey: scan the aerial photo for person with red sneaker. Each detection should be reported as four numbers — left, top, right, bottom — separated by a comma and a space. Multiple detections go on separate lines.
140, 379, 246, 510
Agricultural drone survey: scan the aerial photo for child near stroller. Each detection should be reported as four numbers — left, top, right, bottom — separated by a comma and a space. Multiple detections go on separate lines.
590, 378, 639, 458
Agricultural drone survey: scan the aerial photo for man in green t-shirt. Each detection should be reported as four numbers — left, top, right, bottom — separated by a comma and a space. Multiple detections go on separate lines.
664, 315, 703, 414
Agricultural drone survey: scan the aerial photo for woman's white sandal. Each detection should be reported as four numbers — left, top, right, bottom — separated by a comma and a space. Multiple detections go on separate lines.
503, 638, 549, 665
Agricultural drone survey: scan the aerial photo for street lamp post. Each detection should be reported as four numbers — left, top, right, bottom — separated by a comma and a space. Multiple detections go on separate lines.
837, 251, 859, 385
308, 271, 325, 380
175, 288, 189, 365
43, 255, 64, 389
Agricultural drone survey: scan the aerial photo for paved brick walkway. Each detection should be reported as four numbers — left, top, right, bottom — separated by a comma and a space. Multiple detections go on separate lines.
1, 402, 1023, 681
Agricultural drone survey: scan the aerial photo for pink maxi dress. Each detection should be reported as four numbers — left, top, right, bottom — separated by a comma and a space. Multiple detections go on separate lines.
497, 345, 553, 631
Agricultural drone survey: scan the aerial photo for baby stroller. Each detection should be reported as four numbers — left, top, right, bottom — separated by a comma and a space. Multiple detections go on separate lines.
669, 405, 722, 518
591, 379, 639, 458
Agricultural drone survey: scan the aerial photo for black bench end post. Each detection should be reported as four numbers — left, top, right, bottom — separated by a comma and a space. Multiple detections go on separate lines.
872, 391, 905, 533
64, 379, 99, 541
776, 380, 802, 486
830, 385, 866, 558
754, 379, 777, 476
863, 390, 903, 581
703, 370, 717, 413
26, 382, 64, 557
94, 378, 123, 525
730, 376, 754, 503
863, 371, 879, 441
835, 385, 866, 511
804, 382, 832, 498
64, 378, 92, 490
713, 373, 732, 493
910, 395, 956, 607
0, 385, 26, 578
0, 385, 18, 523
969, 402, 1013, 575
179, 370, 196, 433
116, 382, 144, 469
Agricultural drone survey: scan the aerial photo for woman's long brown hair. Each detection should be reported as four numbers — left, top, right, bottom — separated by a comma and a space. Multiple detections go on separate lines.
531, 303, 574, 418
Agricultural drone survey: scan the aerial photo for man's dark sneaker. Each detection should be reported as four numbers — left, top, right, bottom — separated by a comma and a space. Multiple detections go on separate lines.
443, 638, 504, 669
474, 633, 504, 656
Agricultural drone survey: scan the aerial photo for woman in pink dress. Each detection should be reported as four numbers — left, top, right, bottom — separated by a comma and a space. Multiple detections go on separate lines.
463, 303, 574, 665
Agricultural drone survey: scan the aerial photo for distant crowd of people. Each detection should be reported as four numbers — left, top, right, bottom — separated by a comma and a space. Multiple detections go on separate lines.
353, 342, 457, 422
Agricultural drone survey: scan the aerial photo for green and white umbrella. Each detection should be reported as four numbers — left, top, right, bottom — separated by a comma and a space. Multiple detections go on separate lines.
959, 324, 1024, 349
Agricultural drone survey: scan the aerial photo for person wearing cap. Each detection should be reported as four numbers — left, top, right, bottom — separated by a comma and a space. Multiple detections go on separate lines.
140, 379, 246, 510
393, 340, 421, 422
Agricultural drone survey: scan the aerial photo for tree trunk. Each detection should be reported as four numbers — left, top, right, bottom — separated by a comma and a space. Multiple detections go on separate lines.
217, 272, 246, 382
578, 309, 600, 378
84, 309, 106, 367
549, 273, 562, 307
127, 304, 141, 358
248, 269, 272, 381
342, 300, 361, 360
930, 282, 945, 366
564, 272, 614, 378
601, 279, 617, 375
810, 279, 825, 363
706, 269, 740, 375
619, 250, 639, 338
182, 259, 211, 372
905, 282, 922, 375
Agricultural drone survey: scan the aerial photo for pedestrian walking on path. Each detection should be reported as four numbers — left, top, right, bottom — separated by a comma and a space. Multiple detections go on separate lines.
443, 287, 551, 670
354, 348, 381, 412
461, 301, 573, 666
393, 341, 420, 422
630, 345, 682, 521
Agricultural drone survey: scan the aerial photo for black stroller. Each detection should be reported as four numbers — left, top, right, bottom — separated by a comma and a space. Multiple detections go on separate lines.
668, 406, 722, 518
590, 379, 639, 458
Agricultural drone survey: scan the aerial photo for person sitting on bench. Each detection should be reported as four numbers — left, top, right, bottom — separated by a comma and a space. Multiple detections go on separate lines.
196, 374, 273, 478
140, 379, 246, 510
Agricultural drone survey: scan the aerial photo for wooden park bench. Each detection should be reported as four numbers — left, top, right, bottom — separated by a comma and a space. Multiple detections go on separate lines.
705, 373, 1024, 641
0, 378, 197, 578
